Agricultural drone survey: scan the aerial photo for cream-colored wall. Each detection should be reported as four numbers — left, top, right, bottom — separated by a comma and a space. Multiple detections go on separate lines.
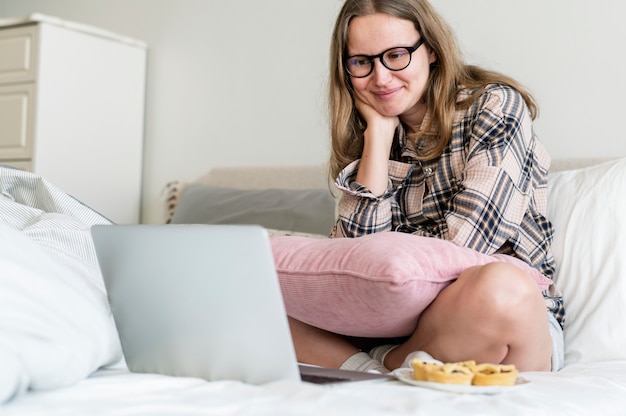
0, 0, 624, 223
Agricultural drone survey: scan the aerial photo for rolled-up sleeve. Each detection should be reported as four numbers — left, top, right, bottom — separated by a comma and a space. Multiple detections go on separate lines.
331, 160, 415, 238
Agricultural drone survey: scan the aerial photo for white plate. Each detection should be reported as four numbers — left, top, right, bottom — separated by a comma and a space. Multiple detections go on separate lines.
391, 368, 530, 394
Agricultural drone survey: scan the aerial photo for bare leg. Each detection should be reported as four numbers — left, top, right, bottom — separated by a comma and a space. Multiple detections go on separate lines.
384, 262, 552, 372
288, 316, 359, 368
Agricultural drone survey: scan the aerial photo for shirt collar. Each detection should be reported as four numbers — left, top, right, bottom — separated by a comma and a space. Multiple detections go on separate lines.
398, 107, 433, 160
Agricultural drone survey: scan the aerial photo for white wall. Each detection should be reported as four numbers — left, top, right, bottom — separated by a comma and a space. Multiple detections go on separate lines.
1, 0, 624, 224
431, 0, 626, 160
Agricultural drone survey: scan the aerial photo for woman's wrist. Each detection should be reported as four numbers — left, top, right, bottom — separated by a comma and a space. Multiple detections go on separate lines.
355, 128, 394, 196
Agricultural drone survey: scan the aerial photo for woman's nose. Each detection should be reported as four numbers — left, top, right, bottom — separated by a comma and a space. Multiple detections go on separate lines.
370, 59, 392, 84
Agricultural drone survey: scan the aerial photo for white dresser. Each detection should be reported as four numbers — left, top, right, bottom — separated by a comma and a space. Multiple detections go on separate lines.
0, 14, 146, 224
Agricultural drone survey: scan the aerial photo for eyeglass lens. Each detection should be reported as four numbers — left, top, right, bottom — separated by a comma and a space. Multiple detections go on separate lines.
345, 39, 424, 78
346, 47, 411, 77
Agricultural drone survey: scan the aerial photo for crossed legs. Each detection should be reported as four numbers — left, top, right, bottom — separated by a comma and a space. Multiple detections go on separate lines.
289, 262, 553, 372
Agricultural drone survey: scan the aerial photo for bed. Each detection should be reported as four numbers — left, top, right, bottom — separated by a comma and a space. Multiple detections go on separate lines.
2, 157, 626, 415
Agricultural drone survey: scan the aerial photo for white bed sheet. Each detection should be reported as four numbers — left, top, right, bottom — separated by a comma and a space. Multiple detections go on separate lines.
4, 361, 626, 416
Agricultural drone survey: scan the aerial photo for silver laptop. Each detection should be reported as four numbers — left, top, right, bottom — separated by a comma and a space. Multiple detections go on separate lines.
90, 224, 391, 385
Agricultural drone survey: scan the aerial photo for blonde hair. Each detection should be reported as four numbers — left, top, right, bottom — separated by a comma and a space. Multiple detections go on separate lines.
328, 0, 538, 179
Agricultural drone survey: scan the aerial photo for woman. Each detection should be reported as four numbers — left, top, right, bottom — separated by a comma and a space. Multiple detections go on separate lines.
288, 0, 564, 373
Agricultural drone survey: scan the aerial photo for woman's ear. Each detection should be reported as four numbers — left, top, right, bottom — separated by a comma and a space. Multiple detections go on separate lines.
428, 48, 437, 66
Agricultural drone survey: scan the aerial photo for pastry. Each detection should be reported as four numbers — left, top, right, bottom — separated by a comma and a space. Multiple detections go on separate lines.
424, 362, 474, 385
409, 358, 519, 386
410, 359, 437, 381
470, 363, 519, 386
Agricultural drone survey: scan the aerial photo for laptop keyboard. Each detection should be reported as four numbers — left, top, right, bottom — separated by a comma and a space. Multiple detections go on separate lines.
300, 373, 351, 384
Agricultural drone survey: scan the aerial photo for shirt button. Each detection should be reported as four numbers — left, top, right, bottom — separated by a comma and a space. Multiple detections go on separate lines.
424, 167, 433, 176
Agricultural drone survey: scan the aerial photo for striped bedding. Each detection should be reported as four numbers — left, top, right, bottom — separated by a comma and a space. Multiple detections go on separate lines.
0, 165, 121, 404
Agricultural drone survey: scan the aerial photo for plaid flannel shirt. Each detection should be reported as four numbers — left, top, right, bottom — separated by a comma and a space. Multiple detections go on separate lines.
332, 84, 564, 328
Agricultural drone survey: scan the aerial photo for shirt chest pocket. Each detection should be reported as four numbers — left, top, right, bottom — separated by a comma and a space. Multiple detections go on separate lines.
404, 168, 462, 222
423, 172, 463, 220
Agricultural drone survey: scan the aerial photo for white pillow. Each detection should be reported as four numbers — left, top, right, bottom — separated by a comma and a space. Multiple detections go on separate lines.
0, 167, 121, 404
548, 157, 626, 365
0, 223, 122, 404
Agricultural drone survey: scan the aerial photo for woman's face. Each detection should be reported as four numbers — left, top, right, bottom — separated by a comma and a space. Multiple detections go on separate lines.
346, 13, 436, 126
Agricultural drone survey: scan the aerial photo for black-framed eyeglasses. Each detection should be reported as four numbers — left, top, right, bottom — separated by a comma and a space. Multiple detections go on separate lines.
344, 38, 426, 78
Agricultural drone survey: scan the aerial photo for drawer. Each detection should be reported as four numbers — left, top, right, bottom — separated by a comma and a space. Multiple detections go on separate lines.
0, 160, 32, 171
0, 25, 38, 84
0, 83, 35, 160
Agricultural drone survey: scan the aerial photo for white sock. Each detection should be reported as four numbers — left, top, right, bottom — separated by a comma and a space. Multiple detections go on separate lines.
401, 351, 442, 368
369, 345, 443, 369
340, 351, 390, 374
368, 344, 398, 367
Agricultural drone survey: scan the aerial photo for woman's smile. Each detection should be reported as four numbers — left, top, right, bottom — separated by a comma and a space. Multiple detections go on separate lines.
372, 87, 403, 100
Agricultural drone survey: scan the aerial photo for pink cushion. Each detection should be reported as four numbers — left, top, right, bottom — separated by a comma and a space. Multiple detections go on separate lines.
271, 232, 552, 338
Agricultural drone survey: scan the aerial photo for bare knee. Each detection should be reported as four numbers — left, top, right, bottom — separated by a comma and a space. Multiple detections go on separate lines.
459, 262, 545, 320
387, 262, 551, 370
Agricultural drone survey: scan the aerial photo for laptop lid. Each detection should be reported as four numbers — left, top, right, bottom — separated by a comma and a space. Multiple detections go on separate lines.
91, 224, 301, 385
